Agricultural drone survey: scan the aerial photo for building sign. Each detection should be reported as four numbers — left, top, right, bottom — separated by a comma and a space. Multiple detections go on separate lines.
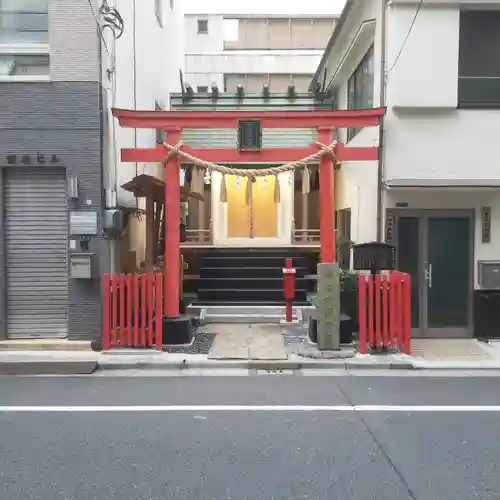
5, 153, 61, 166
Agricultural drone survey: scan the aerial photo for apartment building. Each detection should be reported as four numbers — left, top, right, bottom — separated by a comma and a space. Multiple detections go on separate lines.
0, 0, 182, 341
312, 0, 500, 338
184, 13, 337, 93
0, 0, 109, 341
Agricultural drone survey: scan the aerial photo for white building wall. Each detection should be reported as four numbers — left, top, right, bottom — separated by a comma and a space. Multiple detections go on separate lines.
184, 14, 224, 54
335, 73, 379, 245
384, 189, 500, 289
383, 3, 500, 184
386, 5, 459, 109
315, 0, 500, 286
186, 52, 323, 79
316, 0, 500, 250
182, 0, 345, 16
184, 14, 224, 91
106, 0, 184, 267
113, 0, 184, 208
317, 0, 382, 246
183, 13, 327, 90
382, 3, 500, 289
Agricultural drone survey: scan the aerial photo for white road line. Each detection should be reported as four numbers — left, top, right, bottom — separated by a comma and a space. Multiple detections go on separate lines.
0, 405, 500, 412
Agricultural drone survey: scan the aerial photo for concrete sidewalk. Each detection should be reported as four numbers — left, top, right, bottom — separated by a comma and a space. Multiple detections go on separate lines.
0, 342, 499, 374
1, 334, 500, 374
96, 339, 500, 371
0, 351, 99, 375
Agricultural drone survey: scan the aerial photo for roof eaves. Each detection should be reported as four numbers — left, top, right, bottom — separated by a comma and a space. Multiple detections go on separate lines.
309, 0, 356, 91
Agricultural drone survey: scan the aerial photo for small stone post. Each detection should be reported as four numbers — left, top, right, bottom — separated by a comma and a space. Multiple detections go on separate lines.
317, 262, 341, 350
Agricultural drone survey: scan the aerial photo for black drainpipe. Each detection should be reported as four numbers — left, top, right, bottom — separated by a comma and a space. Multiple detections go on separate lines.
98, 11, 105, 221
376, 0, 388, 242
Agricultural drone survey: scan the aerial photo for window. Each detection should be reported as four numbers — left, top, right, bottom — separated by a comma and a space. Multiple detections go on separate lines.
196, 85, 208, 93
347, 45, 374, 141
0, 0, 49, 44
0, 0, 49, 80
238, 121, 262, 150
224, 17, 336, 50
223, 19, 239, 43
458, 11, 500, 108
290, 18, 335, 49
154, 0, 163, 26
0, 53, 49, 75
197, 19, 208, 34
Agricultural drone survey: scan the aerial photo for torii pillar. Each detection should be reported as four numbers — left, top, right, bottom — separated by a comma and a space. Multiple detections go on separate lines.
163, 129, 192, 343
317, 126, 341, 350
318, 127, 336, 264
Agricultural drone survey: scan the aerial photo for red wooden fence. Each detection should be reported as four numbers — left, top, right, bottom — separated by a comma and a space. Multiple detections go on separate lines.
103, 272, 163, 350
358, 271, 411, 355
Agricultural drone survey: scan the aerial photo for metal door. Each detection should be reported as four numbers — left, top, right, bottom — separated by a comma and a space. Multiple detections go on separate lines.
5, 168, 68, 338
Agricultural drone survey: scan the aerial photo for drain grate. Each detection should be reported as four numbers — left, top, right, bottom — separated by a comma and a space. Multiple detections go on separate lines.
256, 369, 294, 375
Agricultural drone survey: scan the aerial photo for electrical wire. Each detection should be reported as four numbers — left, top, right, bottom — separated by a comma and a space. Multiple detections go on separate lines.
386, 0, 423, 74
132, 0, 139, 211
86, 0, 109, 53
100, 0, 124, 39
87, 0, 124, 54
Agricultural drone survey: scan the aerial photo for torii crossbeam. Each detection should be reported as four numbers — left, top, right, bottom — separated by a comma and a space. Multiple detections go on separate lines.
112, 106, 385, 326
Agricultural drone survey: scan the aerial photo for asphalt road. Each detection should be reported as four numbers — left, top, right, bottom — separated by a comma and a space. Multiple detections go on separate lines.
1, 375, 500, 500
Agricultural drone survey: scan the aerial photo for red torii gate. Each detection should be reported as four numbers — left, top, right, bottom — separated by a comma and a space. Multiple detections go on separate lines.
112, 107, 385, 327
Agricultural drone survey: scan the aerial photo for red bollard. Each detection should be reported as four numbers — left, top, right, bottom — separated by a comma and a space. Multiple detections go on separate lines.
283, 258, 296, 322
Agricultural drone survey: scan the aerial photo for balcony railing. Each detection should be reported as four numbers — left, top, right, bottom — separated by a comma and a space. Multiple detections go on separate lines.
181, 219, 213, 246
458, 76, 500, 108
292, 229, 320, 245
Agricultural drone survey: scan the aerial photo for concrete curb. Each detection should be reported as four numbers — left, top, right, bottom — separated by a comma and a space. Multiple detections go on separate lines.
3, 358, 500, 373
410, 363, 500, 371
96, 359, 416, 371
0, 361, 98, 375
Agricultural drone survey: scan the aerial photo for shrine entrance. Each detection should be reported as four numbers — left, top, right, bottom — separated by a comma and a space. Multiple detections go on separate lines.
111, 107, 385, 329
226, 174, 279, 241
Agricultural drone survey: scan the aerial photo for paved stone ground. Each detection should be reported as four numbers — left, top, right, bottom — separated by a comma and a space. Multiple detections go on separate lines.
202, 324, 288, 360
411, 339, 494, 361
